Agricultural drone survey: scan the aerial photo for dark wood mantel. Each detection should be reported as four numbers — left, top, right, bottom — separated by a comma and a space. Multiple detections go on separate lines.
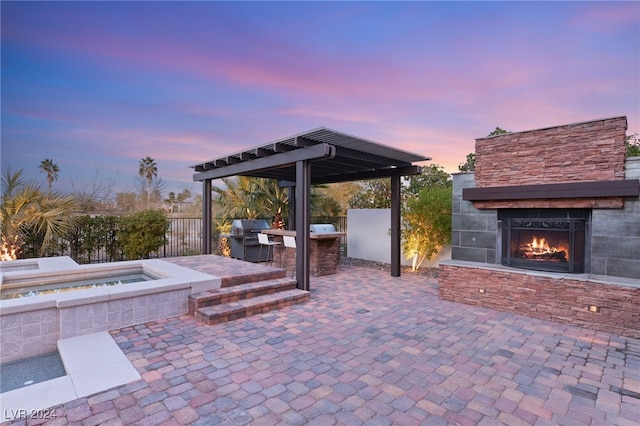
463, 179, 640, 201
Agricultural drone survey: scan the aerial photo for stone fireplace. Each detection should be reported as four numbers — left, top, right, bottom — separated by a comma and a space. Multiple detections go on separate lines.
439, 116, 640, 338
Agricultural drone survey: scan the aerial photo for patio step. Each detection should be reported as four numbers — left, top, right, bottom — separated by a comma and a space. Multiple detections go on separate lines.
188, 277, 298, 314
220, 268, 287, 288
194, 288, 309, 326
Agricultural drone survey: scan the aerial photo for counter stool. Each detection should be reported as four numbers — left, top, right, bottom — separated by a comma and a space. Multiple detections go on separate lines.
283, 235, 296, 278
258, 233, 281, 266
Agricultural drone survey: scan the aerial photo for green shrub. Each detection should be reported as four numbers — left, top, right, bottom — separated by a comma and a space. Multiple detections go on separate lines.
118, 209, 169, 260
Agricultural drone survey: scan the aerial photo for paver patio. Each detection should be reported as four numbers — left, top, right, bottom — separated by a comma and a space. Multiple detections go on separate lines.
3, 257, 639, 425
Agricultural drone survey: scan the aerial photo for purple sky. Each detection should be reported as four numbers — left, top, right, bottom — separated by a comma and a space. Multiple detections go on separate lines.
2, 1, 639, 197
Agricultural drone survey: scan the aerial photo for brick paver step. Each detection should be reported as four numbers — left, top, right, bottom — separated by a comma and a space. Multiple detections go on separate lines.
220, 267, 287, 288
195, 289, 309, 325
188, 278, 298, 313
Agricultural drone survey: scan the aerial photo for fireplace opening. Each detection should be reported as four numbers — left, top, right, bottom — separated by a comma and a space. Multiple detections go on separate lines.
499, 209, 589, 273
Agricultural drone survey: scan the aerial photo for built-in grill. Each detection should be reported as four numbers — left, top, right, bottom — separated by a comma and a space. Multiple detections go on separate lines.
310, 224, 337, 233
229, 219, 272, 262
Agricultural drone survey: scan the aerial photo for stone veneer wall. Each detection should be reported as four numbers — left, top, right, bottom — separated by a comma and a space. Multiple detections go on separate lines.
272, 237, 340, 277
475, 116, 627, 187
472, 116, 628, 209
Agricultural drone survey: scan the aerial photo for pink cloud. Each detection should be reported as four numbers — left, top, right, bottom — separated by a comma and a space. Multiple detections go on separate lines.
569, 2, 639, 30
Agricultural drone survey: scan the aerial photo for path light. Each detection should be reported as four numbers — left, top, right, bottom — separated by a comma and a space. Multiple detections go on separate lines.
587, 305, 600, 313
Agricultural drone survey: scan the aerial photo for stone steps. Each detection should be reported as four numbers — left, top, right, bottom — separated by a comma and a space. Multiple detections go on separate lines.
194, 289, 309, 326
189, 277, 309, 326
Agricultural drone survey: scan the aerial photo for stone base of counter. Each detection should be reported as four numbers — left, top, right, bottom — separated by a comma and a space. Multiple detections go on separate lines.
272, 236, 340, 277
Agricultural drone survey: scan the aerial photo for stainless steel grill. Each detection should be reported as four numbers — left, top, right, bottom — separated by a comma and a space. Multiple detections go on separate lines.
310, 224, 337, 233
229, 219, 272, 262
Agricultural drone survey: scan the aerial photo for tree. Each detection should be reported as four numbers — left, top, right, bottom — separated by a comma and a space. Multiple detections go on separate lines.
626, 133, 640, 157
311, 188, 342, 217
165, 192, 176, 213
39, 158, 60, 194
176, 189, 192, 213
138, 156, 158, 205
348, 179, 391, 209
69, 169, 116, 213
1, 168, 78, 260
457, 127, 509, 174
317, 182, 363, 215
458, 153, 476, 172
115, 192, 138, 214
487, 126, 510, 137
404, 164, 451, 199
402, 185, 452, 271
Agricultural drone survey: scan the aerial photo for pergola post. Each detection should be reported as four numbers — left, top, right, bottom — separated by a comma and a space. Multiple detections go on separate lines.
295, 160, 311, 291
390, 175, 401, 277
202, 179, 212, 254
288, 186, 296, 230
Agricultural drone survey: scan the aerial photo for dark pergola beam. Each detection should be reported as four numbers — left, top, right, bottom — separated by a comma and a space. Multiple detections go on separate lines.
312, 165, 423, 184
294, 136, 316, 147
193, 143, 336, 181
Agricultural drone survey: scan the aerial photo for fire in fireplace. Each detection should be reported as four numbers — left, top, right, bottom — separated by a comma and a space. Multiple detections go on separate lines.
499, 209, 589, 273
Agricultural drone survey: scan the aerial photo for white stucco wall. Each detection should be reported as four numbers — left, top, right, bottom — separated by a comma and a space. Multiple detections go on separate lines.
346, 209, 451, 267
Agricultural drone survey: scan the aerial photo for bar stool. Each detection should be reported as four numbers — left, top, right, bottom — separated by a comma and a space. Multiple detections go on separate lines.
258, 233, 281, 266
283, 235, 296, 278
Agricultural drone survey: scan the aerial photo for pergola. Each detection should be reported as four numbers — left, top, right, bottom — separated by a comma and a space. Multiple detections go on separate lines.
191, 127, 430, 291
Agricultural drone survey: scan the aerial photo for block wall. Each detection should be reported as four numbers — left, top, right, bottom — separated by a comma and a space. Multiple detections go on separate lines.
451, 173, 498, 264
590, 157, 640, 279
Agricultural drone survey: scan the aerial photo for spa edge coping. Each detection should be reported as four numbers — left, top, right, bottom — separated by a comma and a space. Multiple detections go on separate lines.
0, 259, 221, 316
440, 259, 640, 290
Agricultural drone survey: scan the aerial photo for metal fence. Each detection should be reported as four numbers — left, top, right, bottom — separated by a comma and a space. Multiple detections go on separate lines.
19, 216, 347, 264
165, 216, 348, 258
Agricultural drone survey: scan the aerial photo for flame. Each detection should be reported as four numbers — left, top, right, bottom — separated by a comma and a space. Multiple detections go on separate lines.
527, 236, 557, 254
530, 237, 551, 253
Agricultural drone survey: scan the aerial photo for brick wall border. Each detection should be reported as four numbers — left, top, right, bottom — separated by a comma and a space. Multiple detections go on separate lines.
438, 261, 640, 339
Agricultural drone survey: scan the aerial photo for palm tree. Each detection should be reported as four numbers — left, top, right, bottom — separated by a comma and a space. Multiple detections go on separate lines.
39, 158, 60, 194
176, 189, 192, 214
1, 168, 78, 260
212, 176, 288, 220
138, 156, 158, 206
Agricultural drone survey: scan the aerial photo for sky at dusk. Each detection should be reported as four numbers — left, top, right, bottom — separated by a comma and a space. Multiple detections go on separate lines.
2, 1, 639, 198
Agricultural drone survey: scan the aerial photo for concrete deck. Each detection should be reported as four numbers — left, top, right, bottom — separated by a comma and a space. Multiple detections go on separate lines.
2, 255, 639, 425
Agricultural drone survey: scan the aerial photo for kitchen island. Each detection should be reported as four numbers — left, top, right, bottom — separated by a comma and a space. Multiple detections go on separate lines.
261, 229, 345, 276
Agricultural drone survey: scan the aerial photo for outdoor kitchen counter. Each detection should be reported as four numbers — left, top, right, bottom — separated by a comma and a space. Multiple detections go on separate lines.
261, 229, 345, 276
260, 229, 345, 239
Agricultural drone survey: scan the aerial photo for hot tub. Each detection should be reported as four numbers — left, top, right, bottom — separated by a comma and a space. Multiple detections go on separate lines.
0, 257, 220, 364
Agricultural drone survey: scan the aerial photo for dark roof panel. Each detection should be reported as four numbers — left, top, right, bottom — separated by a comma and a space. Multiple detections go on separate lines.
191, 127, 430, 184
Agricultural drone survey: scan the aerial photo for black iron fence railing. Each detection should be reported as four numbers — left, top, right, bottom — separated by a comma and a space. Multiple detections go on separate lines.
18, 216, 347, 264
